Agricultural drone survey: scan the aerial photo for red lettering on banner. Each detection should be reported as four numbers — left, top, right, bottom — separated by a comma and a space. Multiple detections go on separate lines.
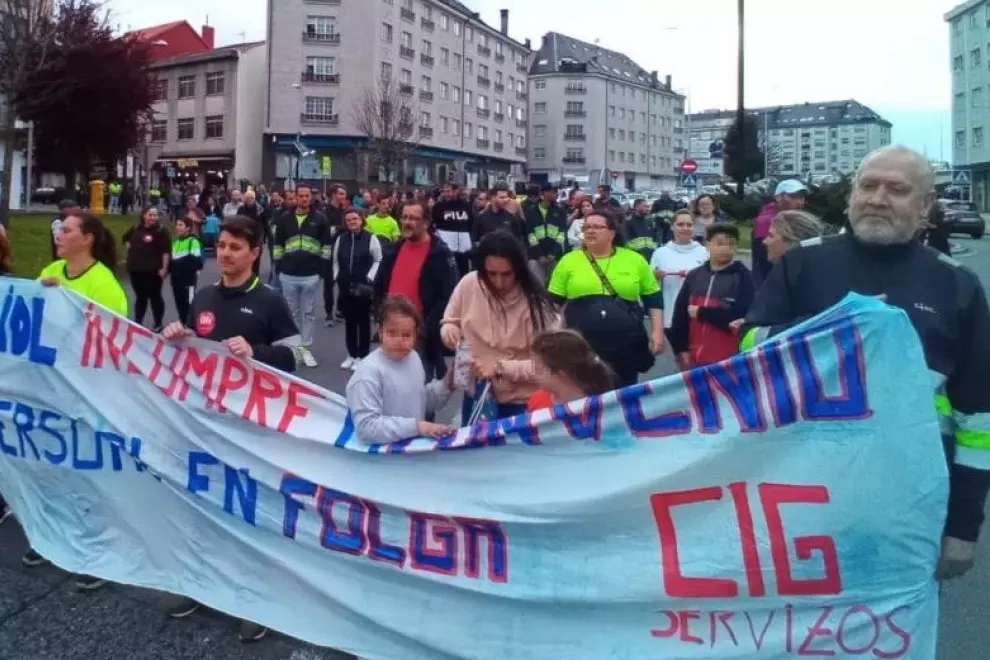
77, 304, 325, 434
798, 605, 836, 656
650, 481, 840, 599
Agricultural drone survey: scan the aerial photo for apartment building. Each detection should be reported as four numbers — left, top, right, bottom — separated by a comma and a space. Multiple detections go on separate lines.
141, 42, 267, 189
687, 100, 892, 184
526, 32, 685, 191
263, 0, 530, 189
947, 0, 990, 209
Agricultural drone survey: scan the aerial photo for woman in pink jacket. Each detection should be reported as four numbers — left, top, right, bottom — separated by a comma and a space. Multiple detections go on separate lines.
441, 231, 559, 423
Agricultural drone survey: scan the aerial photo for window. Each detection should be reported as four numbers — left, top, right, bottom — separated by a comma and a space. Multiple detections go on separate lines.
423, 4, 432, 19
973, 48, 982, 68
609, 105, 616, 116
440, 116, 448, 134
565, 124, 582, 137
452, 119, 460, 136
955, 130, 965, 148
381, 62, 393, 81
152, 79, 167, 101
440, 13, 449, 30
205, 115, 223, 139
381, 23, 393, 43
534, 125, 547, 137
974, 126, 984, 148
400, 68, 412, 84
307, 56, 337, 76
306, 16, 337, 37
177, 118, 194, 140
466, 26, 473, 42
566, 148, 583, 160
619, 152, 625, 163
421, 75, 431, 91
465, 57, 473, 74
495, 42, 503, 57
452, 19, 461, 36
479, 63, 489, 78
565, 101, 583, 114
465, 122, 473, 139
422, 39, 432, 55
495, 129, 502, 143
464, 89, 472, 106
420, 112, 431, 127
609, 150, 616, 161
453, 53, 462, 70
478, 95, 489, 110
177, 75, 195, 99
440, 82, 450, 99
478, 126, 488, 139
452, 86, 461, 102
609, 128, 616, 138
971, 11, 979, 29
401, 31, 413, 47
494, 100, 502, 114
516, 134, 525, 148
534, 102, 547, 114
534, 147, 546, 160
149, 120, 166, 142
304, 96, 335, 120
974, 87, 984, 109
440, 47, 450, 66
495, 71, 503, 86
953, 55, 964, 72
535, 80, 546, 90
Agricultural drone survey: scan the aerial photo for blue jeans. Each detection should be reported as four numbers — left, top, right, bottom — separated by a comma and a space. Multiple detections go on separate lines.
460, 396, 528, 427
279, 273, 320, 346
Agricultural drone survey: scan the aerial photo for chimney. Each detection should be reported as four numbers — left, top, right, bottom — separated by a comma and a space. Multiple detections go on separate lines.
202, 25, 215, 49
499, 9, 509, 36
650, 70, 658, 84
524, 38, 531, 50
665, 74, 672, 89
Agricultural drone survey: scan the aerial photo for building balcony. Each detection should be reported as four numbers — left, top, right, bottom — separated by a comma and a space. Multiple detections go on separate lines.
419, 126, 433, 139
399, 83, 414, 96
400, 7, 415, 21
493, 142, 504, 152
477, 76, 490, 87
301, 71, 340, 85
494, 83, 505, 93
300, 112, 339, 126
476, 108, 490, 119
420, 17, 434, 31
563, 133, 586, 141
562, 156, 586, 164
516, 91, 527, 101
400, 46, 414, 60
476, 138, 490, 149
495, 53, 505, 64
516, 146, 527, 156
564, 86, 587, 94
516, 62, 527, 74
477, 44, 491, 57
420, 90, 433, 102
420, 54, 434, 67
564, 110, 587, 118
302, 31, 341, 44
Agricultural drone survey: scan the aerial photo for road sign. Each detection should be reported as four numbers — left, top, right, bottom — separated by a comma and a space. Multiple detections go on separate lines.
680, 173, 698, 189
321, 156, 332, 177
680, 158, 699, 175
953, 169, 971, 186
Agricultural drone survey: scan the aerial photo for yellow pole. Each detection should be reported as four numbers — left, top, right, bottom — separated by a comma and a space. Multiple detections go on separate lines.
89, 179, 105, 214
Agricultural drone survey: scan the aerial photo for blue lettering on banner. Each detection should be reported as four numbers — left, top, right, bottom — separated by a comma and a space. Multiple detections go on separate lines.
186, 451, 258, 525
0, 287, 58, 366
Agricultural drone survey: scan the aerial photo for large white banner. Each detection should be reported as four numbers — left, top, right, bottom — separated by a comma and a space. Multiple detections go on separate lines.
0, 280, 944, 659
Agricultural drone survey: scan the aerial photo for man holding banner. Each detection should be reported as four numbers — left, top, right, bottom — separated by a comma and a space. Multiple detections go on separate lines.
743, 145, 990, 580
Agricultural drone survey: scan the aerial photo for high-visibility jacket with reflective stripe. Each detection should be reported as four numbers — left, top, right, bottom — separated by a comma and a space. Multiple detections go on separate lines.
271, 208, 334, 277
523, 201, 568, 260
739, 232, 990, 542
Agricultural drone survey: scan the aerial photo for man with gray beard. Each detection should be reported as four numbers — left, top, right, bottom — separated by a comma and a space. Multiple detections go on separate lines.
741, 146, 990, 581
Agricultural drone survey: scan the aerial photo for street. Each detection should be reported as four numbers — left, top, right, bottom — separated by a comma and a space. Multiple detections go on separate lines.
0, 237, 987, 659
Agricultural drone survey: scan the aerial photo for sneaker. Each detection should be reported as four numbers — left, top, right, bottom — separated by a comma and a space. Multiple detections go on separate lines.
335, 311, 345, 322
340, 357, 355, 370
22, 549, 49, 567
75, 574, 108, 591
164, 595, 201, 619
299, 347, 318, 368
238, 620, 269, 643
349, 358, 362, 372
324, 318, 335, 327
0, 505, 13, 528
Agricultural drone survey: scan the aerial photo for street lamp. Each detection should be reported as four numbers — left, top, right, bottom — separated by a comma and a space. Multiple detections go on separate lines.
735, 0, 745, 199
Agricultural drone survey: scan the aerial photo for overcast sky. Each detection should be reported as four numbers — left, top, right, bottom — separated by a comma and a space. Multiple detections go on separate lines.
107, 0, 958, 158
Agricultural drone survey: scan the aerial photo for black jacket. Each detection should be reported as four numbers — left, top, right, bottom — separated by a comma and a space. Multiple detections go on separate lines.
625, 213, 665, 262
742, 232, 990, 542
472, 209, 526, 245
237, 203, 269, 239
522, 201, 569, 260
431, 198, 474, 255
271, 207, 333, 277
670, 261, 754, 365
186, 275, 299, 373
375, 234, 458, 340
334, 230, 382, 286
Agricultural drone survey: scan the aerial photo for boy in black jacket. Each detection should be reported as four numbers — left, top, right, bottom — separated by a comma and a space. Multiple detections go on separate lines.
670, 224, 755, 370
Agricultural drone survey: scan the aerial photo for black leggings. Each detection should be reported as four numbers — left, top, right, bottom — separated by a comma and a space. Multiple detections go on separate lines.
340, 288, 372, 359
130, 270, 165, 328
171, 277, 196, 326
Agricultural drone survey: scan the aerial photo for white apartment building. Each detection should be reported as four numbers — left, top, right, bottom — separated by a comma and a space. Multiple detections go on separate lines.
264, 0, 530, 189
140, 42, 267, 190
526, 32, 685, 191
687, 100, 892, 184
947, 0, 990, 209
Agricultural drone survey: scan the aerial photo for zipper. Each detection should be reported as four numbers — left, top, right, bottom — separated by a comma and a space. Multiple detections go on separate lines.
348, 233, 356, 276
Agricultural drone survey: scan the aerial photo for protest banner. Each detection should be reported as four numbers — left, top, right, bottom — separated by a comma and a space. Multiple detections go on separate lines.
0, 280, 946, 659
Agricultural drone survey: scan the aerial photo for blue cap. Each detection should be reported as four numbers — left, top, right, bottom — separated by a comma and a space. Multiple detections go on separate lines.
775, 179, 808, 195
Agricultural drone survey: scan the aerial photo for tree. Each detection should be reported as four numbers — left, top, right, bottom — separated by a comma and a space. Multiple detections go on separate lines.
351, 72, 418, 184
722, 113, 764, 189
17, 0, 154, 187
0, 0, 59, 224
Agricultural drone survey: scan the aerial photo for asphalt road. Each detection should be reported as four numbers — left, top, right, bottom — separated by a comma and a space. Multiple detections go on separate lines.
0, 237, 987, 659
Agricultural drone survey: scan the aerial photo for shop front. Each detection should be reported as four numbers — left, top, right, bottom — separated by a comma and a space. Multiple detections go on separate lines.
152, 152, 236, 191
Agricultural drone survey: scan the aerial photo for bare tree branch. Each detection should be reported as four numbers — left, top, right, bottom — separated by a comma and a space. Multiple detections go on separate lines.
350, 72, 419, 184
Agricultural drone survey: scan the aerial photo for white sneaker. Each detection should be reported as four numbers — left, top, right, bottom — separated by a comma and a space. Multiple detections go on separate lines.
299, 347, 318, 368
349, 357, 362, 372
340, 357, 355, 370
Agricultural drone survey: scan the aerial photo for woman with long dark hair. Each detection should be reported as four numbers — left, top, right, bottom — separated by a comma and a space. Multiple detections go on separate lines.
441, 231, 559, 423
123, 205, 170, 331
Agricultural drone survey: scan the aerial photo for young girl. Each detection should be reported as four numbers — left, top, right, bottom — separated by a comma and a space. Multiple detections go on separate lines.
346, 295, 456, 443
169, 215, 203, 325
527, 330, 618, 410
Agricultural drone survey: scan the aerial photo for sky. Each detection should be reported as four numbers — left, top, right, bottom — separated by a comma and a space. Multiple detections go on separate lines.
107, 0, 960, 159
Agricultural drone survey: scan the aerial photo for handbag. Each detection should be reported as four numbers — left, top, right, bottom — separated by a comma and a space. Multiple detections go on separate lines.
583, 249, 645, 328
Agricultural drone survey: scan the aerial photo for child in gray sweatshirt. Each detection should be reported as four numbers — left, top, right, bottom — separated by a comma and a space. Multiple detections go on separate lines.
346, 296, 456, 444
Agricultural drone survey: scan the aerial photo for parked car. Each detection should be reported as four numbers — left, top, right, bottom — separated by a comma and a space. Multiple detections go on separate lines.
937, 199, 985, 239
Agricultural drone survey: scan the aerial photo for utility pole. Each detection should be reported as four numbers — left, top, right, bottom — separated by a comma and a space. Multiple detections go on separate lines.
26, 121, 33, 209
736, 0, 745, 199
